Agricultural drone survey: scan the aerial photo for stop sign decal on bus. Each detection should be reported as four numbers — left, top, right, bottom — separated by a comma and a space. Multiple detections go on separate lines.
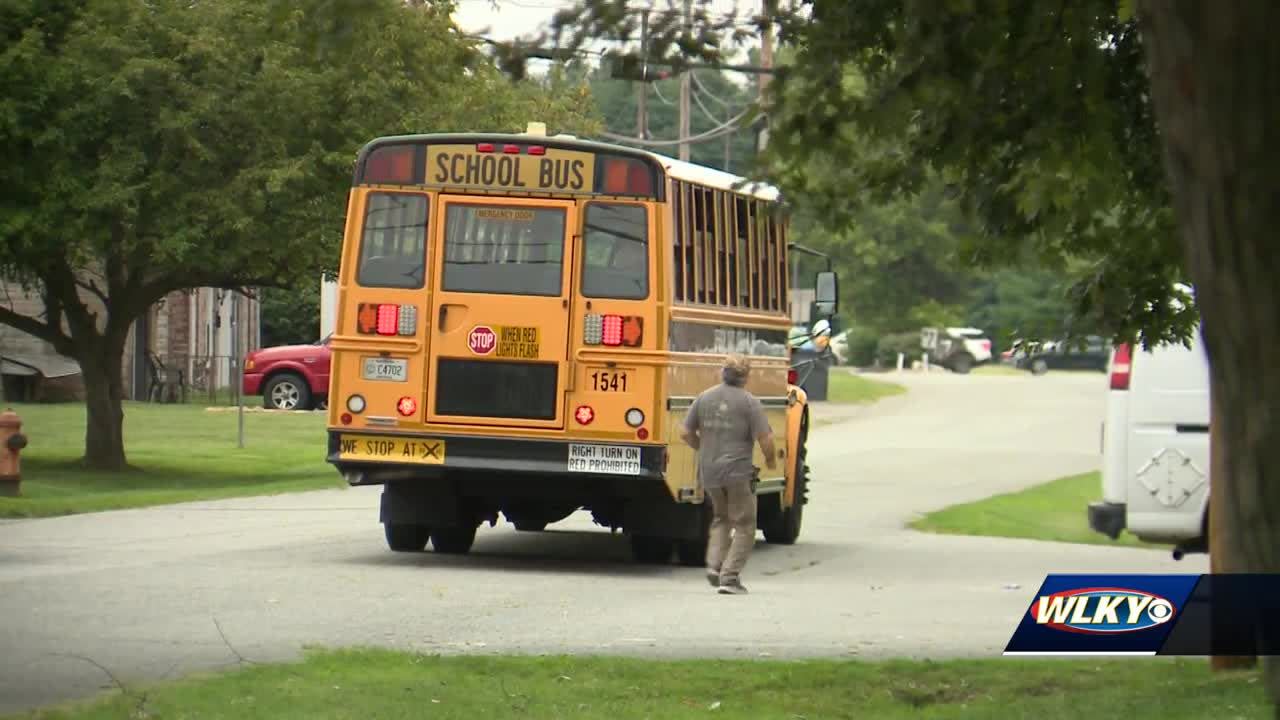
468, 325, 497, 355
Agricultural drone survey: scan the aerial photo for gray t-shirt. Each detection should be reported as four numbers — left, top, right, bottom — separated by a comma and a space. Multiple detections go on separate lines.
683, 382, 772, 488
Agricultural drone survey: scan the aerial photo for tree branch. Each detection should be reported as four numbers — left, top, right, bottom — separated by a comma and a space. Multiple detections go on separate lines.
0, 301, 75, 355
75, 278, 109, 305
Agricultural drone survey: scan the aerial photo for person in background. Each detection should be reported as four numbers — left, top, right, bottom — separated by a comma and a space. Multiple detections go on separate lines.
679, 353, 777, 595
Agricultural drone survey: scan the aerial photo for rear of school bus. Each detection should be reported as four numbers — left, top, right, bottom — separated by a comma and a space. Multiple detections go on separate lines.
325, 130, 691, 558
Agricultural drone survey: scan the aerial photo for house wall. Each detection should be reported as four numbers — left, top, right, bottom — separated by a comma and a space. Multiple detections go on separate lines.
1, 281, 260, 402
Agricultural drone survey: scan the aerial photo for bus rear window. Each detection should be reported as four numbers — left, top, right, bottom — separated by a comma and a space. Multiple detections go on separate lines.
581, 203, 648, 300
357, 193, 428, 289
442, 205, 566, 296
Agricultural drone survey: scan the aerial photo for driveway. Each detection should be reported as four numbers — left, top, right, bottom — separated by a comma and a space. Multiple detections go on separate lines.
0, 369, 1207, 713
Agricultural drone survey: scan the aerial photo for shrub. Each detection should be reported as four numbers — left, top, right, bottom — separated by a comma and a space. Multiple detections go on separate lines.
875, 331, 924, 368
843, 327, 880, 367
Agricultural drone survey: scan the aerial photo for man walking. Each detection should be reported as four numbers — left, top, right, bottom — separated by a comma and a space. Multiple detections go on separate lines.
680, 354, 777, 595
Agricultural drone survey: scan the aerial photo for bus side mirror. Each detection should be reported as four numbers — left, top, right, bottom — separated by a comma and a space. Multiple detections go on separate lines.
814, 270, 838, 317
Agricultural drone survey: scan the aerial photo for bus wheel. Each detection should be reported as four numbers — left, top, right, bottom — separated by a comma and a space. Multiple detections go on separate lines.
630, 535, 674, 564
675, 505, 712, 567
763, 436, 807, 545
430, 525, 477, 554
385, 523, 431, 552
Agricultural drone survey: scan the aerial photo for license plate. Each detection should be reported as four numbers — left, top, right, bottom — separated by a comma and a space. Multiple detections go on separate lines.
567, 443, 641, 475
586, 369, 629, 393
337, 434, 445, 464
362, 357, 407, 382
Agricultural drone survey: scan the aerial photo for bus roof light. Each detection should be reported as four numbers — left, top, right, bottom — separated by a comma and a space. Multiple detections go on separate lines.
476, 143, 495, 153
363, 144, 415, 184
502, 144, 521, 154
376, 304, 399, 335
528, 146, 546, 156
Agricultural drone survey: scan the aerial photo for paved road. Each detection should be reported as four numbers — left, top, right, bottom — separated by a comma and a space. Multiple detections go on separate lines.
0, 369, 1208, 713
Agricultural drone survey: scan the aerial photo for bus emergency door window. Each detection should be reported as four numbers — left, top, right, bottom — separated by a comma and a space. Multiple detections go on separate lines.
581, 203, 648, 300
357, 193, 429, 289
441, 205, 566, 296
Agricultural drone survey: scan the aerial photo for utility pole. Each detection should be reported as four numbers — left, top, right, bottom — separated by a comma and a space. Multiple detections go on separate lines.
678, 0, 692, 161
636, 11, 649, 141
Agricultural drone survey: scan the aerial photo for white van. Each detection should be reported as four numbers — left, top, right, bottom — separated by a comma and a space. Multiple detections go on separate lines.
1088, 327, 1210, 560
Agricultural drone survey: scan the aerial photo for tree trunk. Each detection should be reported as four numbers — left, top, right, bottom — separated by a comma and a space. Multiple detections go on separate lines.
79, 340, 128, 471
1138, 0, 1280, 705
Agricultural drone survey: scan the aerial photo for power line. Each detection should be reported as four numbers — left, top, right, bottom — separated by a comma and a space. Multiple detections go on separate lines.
598, 107, 752, 147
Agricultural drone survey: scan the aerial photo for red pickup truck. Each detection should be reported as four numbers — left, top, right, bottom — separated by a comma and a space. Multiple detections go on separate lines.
242, 337, 331, 410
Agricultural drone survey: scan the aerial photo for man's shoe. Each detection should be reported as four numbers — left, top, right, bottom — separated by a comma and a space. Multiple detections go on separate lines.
706, 570, 720, 587
717, 578, 748, 595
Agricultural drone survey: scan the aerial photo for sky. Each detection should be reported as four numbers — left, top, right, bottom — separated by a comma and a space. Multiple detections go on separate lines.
450, 0, 764, 66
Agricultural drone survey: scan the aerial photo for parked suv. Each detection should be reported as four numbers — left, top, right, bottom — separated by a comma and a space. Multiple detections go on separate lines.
1089, 328, 1209, 559
243, 336, 331, 410
920, 326, 992, 374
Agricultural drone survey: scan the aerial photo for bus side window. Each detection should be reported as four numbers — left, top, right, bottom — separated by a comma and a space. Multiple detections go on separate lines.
357, 193, 428, 289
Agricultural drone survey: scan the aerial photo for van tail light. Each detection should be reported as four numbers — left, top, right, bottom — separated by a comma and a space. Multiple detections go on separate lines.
1110, 343, 1132, 390
358, 303, 417, 336
980, 340, 991, 353
788, 368, 798, 385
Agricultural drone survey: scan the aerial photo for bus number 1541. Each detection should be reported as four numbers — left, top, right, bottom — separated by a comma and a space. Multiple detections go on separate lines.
589, 371, 628, 392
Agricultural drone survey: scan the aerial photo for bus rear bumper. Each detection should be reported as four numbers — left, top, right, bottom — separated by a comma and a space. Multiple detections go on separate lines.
326, 429, 666, 486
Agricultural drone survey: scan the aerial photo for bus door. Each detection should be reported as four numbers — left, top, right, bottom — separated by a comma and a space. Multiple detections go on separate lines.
424, 195, 576, 430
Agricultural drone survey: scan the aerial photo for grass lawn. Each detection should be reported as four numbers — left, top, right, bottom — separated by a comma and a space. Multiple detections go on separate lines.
909, 471, 1148, 548
827, 370, 907, 405
11, 648, 1269, 720
0, 401, 341, 518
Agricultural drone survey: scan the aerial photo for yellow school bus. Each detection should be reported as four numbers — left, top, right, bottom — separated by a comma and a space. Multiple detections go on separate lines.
325, 123, 838, 564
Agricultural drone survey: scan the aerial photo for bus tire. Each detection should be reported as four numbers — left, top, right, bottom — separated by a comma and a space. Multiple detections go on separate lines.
675, 504, 712, 567
763, 420, 807, 545
385, 523, 431, 552
630, 535, 674, 564
430, 525, 477, 554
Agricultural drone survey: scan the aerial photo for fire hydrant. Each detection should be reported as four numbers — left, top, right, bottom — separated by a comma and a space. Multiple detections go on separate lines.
0, 408, 27, 497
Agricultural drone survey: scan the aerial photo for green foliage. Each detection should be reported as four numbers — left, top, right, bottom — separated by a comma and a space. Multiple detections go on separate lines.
505, 0, 1199, 350
843, 326, 880, 367
260, 285, 321, 347
874, 331, 921, 368
0, 0, 600, 466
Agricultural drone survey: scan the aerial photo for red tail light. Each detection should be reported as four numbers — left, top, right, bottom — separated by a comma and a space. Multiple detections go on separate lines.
980, 340, 991, 353
376, 304, 399, 335
788, 368, 798, 385
1110, 343, 1132, 390
357, 303, 417, 336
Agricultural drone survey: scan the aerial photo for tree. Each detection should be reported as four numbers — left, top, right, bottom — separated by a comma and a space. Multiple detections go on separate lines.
501, 0, 1280, 702
0, 0, 600, 470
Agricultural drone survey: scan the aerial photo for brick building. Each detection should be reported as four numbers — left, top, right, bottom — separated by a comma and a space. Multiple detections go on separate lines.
0, 281, 260, 403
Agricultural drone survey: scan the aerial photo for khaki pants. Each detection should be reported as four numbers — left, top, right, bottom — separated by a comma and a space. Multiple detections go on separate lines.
705, 479, 757, 581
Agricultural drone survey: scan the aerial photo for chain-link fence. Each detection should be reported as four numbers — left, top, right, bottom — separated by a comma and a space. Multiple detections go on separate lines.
145, 353, 246, 406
